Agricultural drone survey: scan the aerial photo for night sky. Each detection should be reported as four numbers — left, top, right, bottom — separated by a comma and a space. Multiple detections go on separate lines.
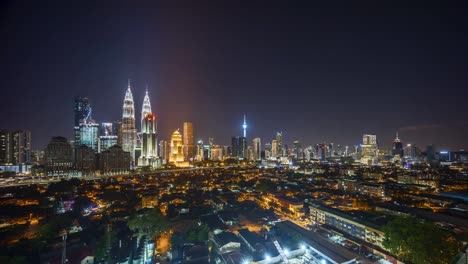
1, 1, 468, 150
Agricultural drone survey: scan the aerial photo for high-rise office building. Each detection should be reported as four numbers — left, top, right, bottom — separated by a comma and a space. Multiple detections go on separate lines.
79, 121, 99, 152
0, 130, 12, 164
0, 130, 31, 165
12, 130, 31, 164
98, 135, 118, 153
74, 97, 91, 148
183, 122, 194, 161
210, 145, 223, 161
203, 143, 211, 160
196, 140, 204, 161
328, 143, 334, 157
276, 132, 283, 157
247, 146, 254, 161
73, 96, 99, 153
361, 134, 378, 165
31, 150, 44, 166
293, 140, 302, 160
271, 139, 278, 158
231, 136, 247, 160
426, 144, 436, 163
315, 143, 327, 160
252, 138, 261, 161
122, 80, 136, 162
392, 132, 404, 158
98, 122, 117, 153
404, 144, 418, 160
74, 97, 91, 126
100, 123, 113, 136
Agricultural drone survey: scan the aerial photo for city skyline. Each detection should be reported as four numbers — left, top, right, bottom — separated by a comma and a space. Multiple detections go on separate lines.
1, 2, 468, 150
3, 80, 467, 151
1, 3, 468, 263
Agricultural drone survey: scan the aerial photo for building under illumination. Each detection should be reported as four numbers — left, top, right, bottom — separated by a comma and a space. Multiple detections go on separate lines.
169, 129, 189, 167
361, 134, 378, 165
122, 80, 137, 162
138, 90, 161, 168
73, 96, 91, 149
276, 132, 283, 157
78, 121, 99, 153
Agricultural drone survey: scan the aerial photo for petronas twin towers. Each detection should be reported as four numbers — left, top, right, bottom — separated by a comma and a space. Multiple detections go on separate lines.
121, 80, 160, 168
122, 81, 136, 160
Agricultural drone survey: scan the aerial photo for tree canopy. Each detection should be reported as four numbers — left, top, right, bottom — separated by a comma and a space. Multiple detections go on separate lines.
127, 208, 168, 238
186, 224, 210, 243
382, 216, 461, 264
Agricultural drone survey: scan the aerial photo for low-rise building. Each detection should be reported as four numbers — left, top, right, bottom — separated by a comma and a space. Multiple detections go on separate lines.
309, 204, 386, 248
98, 145, 131, 173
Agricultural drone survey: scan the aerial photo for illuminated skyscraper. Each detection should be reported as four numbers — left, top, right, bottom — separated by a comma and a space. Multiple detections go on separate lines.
253, 138, 261, 161
169, 129, 189, 167
74, 96, 91, 148
196, 140, 204, 161
73, 100, 99, 153
271, 139, 278, 158
98, 123, 118, 153
138, 90, 160, 168
122, 80, 136, 162
74, 97, 91, 126
361, 134, 378, 165
183, 122, 194, 161
78, 121, 99, 152
141, 89, 152, 129
276, 132, 283, 157
139, 114, 159, 166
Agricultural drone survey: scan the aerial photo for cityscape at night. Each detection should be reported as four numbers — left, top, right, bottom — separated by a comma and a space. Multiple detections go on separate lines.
1, 2, 468, 264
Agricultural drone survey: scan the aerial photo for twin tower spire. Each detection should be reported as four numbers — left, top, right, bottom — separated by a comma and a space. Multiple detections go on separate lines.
122, 79, 158, 164
122, 79, 154, 129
